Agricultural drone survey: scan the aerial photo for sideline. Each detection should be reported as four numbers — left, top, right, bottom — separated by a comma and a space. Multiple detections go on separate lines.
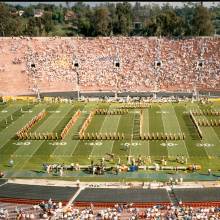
6, 178, 220, 189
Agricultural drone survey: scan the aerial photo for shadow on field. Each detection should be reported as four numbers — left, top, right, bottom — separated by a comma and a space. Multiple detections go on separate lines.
198, 172, 211, 176
31, 170, 45, 174
182, 114, 200, 140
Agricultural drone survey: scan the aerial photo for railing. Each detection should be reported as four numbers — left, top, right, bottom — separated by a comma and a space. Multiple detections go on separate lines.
0, 197, 68, 205
73, 201, 171, 208
182, 201, 220, 207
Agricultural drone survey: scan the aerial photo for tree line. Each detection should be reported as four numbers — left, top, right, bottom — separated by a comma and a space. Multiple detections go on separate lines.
0, 2, 219, 37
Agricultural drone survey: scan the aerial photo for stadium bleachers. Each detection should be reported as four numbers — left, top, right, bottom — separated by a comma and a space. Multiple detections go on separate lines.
0, 37, 219, 96
0, 179, 7, 186
0, 35, 220, 219
74, 188, 171, 208
0, 182, 220, 208
0, 183, 78, 204
74, 187, 220, 208
173, 187, 220, 207
0, 182, 220, 218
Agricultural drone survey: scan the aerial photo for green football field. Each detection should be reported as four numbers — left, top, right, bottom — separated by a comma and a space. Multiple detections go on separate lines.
0, 100, 220, 180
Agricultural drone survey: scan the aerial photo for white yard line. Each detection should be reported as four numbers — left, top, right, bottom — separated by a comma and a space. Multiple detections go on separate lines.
145, 109, 150, 156
70, 103, 106, 157
51, 105, 86, 156
11, 141, 45, 177
171, 105, 190, 158
157, 105, 168, 156
109, 115, 121, 155
129, 113, 136, 156
14, 112, 63, 170
89, 111, 110, 157
140, 109, 150, 156
69, 140, 80, 156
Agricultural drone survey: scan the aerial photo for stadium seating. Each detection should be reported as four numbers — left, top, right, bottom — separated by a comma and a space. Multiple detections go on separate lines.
1, 182, 220, 218
0, 37, 219, 95
0, 182, 78, 205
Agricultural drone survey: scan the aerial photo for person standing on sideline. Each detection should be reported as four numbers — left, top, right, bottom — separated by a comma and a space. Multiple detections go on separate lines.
9, 159, 14, 167
60, 167, 63, 177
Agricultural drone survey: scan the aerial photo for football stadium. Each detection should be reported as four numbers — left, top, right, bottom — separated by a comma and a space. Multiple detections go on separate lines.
0, 1, 220, 219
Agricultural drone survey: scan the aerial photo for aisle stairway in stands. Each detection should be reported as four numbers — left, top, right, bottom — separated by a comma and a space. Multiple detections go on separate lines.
66, 186, 85, 207
167, 188, 179, 206
0, 179, 8, 187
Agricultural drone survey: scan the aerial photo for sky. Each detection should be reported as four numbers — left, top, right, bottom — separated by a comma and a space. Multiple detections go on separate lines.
6, 1, 220, 8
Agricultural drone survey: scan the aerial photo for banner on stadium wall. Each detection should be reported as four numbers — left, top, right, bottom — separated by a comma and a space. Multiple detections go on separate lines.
44, 97, 53, 102
2, 96, 14, 102
208, 98, 220, 102
16, 96, 37, 101
2, 96, 37, 102
43, 97, 70, 103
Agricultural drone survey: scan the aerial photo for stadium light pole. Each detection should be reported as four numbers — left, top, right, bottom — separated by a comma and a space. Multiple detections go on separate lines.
29, 42, 41, 102
153, 67, 159, 100
114, 57, 120, 99
32, 78, 40, 102
31, 66, 41, 102
36, 87, 40, 101
112, 37, 120, 99
195, 40, 205, 100
76, 70, 80, 101
154, 38, 161, 99
73, 58, 80, 101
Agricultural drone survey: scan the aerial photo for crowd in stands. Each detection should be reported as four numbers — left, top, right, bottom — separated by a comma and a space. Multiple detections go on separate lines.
29, 202, 220, 219
1, 199, 220, 219
0, 36, 219, 94
0, 205, 36, 219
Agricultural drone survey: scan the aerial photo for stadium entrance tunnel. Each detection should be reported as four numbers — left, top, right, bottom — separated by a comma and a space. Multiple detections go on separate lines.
31, 63, 35, 68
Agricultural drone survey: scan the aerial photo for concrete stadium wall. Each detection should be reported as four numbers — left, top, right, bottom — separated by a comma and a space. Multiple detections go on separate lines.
21, 90, 220, 99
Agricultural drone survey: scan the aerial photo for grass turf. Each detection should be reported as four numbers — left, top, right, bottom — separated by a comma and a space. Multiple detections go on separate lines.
0, 100, 220, 181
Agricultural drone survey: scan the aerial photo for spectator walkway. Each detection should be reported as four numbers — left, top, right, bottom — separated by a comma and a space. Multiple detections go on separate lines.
3, 169, 220, 181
